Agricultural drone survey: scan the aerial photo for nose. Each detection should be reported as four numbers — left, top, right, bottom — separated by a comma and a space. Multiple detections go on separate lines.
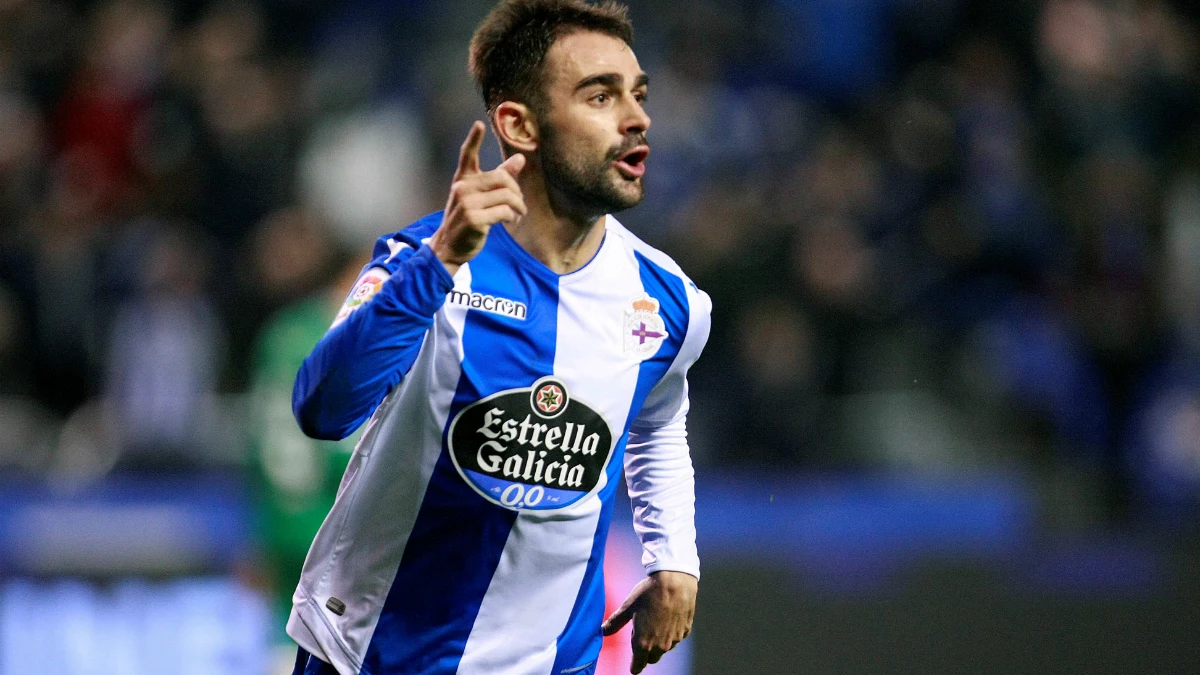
621, 96, 651, 136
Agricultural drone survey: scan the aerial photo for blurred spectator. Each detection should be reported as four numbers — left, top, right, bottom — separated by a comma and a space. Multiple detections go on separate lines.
220, 205, 342, 386
725, 298, 825, 464
0, 1, 1199, 669
53, 0, 169, 217
0, 282, 58, 476
0, 91, 45, 230
1163, 172, 1200, 353
1127, 374, 1200, 526
299, 104, 432, 248
247, 255, 361, 628
1038, 0, 1198, 158
103, 225, 225, 470
23, 155, 107, 413
0, 0, 1194, 524
0, 283, 31, 396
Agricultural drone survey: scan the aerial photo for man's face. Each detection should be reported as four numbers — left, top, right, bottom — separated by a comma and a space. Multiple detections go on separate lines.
536, 31, 651, 218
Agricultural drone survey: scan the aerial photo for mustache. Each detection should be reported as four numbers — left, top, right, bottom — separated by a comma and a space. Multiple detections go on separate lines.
607, 134, 649, 161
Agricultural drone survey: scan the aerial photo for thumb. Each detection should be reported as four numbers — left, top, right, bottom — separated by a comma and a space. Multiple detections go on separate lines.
499, 152, 526, 177
601, 607, 632, 636
601, 587, 642, 636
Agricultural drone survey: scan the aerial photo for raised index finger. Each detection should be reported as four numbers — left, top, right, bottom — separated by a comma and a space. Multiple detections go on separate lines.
455, 121, 486, 180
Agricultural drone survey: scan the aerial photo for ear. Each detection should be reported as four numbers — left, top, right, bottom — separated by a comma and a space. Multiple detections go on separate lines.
492, 101, 539, 154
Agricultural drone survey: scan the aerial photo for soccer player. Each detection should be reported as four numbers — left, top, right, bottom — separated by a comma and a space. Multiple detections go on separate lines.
287, 1, 711, 673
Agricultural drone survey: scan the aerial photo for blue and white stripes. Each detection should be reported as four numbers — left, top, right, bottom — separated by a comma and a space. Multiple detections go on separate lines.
288, 214, 710, 675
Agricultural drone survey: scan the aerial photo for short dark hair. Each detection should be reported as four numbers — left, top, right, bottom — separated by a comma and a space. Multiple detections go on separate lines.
469, 0, 633, 114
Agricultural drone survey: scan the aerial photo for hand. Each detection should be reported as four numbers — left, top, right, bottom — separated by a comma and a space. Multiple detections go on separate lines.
429, 121, 527, 275
602, 571, 698, 674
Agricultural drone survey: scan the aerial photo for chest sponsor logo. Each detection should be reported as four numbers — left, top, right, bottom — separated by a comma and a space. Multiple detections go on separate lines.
624, 293, 669, 358
446, 289, 527, 320
448, 377, 614, 511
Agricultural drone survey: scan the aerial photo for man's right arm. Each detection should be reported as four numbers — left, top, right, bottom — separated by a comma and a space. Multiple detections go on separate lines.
294, 121, 526, 441
292, 241, 454, 441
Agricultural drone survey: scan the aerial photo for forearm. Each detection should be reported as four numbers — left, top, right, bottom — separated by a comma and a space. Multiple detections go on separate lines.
293, 246, 454, 439
625, 417, 700, 579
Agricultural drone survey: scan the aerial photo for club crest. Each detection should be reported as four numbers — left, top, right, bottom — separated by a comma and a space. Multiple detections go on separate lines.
623, 293, 668, 359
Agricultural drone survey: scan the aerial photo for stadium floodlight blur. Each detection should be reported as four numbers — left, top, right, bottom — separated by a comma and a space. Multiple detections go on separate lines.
0, 0, 1198, 673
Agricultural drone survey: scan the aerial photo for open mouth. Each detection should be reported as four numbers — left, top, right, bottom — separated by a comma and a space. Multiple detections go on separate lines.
614, 145, 650, 179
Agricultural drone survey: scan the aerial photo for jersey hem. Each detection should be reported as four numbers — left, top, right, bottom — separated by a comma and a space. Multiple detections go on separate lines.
288, 596, 367, 675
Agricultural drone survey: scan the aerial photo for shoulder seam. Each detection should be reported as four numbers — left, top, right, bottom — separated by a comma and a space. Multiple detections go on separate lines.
398, 210, 444, 241
607, 216, 695, 288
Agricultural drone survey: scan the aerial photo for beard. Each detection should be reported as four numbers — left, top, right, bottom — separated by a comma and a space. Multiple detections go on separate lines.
538, 124, 647, 219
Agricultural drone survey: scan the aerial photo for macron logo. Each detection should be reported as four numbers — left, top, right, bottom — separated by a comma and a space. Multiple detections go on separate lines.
446, 290, 527, 321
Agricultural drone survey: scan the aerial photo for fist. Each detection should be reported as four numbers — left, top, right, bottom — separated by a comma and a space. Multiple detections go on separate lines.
429, 121, 527, 274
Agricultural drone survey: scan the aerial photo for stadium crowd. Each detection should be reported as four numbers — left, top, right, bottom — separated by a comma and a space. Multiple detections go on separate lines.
0, 0, 1198, 571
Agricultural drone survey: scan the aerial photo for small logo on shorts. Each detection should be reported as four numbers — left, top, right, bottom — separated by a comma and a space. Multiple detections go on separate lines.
325, 597, 346, 616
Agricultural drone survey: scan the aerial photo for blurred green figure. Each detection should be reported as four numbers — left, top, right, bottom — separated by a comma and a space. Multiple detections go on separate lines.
248, 240, 366, 637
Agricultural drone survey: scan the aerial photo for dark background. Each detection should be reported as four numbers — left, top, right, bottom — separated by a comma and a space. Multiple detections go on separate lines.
1, 0, 1199, 672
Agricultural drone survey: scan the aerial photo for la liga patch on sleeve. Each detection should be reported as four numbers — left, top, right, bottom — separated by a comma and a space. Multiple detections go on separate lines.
331, 267, 389, 327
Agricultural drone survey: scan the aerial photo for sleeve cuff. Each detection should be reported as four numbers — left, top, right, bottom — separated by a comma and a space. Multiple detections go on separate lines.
383, 245, 455, 318
645, 561, 700, 580
414, 244, 455, 290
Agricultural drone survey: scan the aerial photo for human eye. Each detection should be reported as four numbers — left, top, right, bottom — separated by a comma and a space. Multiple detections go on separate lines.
589, 91, 610, 105
634, 90, 648, 104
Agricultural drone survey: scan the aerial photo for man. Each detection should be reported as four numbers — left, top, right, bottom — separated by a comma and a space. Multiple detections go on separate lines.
288, 1, 710, 673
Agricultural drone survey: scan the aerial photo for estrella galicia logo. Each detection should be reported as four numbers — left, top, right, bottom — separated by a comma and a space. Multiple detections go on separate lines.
448, 376, 614, 511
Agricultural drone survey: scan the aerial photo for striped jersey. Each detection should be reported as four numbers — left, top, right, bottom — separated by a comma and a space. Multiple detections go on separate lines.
287, 211, 711, 675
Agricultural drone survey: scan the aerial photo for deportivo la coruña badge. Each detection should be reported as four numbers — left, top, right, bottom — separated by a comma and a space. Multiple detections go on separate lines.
623, 293, 668, 359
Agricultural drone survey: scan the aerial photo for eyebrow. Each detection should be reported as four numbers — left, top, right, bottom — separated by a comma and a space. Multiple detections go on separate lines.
574, 72, 650, 92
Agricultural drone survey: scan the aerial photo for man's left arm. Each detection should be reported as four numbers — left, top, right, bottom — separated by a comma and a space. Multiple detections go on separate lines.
603, 404, 699, 674
604, 282, 711, 674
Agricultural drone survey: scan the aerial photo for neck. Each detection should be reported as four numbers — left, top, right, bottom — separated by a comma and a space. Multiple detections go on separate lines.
502, 162, 607, 275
